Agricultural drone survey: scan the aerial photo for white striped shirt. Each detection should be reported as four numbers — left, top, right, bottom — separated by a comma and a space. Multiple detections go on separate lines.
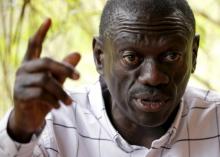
0, 80, 220, 157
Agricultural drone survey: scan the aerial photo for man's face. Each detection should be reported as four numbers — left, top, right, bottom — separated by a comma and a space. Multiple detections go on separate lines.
96, 11, 198, 127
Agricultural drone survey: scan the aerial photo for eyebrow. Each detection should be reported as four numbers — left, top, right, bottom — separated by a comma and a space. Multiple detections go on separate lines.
112, 33, 189, 55
113, 31, 189, 45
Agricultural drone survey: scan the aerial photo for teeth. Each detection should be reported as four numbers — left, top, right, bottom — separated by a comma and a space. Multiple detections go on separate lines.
140, 99, 162, 105
137, 99, 142, 103
151, 103, 160, 109
136, 99, 163, 111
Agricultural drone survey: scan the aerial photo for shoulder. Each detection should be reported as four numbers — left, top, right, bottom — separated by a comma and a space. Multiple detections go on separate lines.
182, 86, 220, 133
183, 86, 220, 108
182, 87, 220, 130
172, 87, 220, 155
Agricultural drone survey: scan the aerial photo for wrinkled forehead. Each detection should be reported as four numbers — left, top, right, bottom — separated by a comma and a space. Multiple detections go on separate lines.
104, 8, 193, 41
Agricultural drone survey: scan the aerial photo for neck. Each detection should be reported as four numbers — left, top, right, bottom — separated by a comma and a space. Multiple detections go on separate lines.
110, 105, 174, 148
100, 77, 179, 148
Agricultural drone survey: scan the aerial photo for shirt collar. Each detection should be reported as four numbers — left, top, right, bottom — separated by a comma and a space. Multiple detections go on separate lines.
151, 99, 184, 149
88, 80, 185, 151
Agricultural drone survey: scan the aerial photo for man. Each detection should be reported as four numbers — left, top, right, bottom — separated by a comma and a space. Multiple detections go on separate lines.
0, 0, 220, 156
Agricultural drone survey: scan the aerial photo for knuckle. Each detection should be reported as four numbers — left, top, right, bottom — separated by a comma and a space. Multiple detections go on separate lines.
15, 67, 23, 75
14, 87, 46, 107
34, 88, 44, 98
16, 63, 29, 75
14, 75, 24, 86
39, 73, 50, 83
42, 57, 53, 65
13, 85, 22, 99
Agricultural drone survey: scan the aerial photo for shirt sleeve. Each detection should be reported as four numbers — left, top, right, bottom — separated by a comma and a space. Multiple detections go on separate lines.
0, 110, 48, 157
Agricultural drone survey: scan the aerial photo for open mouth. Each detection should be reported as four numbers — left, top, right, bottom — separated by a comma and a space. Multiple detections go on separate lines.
133, 98, 169, 112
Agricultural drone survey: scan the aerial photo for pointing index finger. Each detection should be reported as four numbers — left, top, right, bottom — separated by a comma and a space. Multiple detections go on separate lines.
23, 18, 52, 62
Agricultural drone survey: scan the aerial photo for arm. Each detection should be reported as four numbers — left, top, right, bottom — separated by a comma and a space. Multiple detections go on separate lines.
0, 18, 81, 156
0, 110, 46, 157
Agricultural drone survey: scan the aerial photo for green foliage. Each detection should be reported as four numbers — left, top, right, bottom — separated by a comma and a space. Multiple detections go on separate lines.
189, 0, 220, 90
0, 0, 105, 117
0, 0, 220, 118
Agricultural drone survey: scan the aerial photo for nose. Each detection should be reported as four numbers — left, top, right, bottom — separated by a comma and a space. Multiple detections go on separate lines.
138, 60, 169, 86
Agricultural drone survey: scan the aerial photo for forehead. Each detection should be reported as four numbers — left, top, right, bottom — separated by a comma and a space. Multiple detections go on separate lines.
108, 9, 192, 44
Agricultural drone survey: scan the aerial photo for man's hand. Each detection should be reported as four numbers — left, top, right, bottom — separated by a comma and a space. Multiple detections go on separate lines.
7, 18, 81, 142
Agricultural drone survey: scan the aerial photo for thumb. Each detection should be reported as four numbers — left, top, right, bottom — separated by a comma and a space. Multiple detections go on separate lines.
63, 52, 81, 67
57, 52, 81, 84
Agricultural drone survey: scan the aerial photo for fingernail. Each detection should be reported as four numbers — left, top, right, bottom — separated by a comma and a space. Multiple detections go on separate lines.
45, 18, 52, 25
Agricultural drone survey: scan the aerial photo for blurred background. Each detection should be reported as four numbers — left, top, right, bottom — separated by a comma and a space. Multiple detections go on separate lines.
0, 0, 220, 118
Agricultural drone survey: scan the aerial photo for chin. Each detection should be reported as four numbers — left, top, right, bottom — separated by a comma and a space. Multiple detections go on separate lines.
139, 117, 169, 128
128, 112, 167, 128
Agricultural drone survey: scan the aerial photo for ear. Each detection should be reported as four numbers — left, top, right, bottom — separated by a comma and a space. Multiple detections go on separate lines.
191, 34, 200, 73
93, 37, 104, 75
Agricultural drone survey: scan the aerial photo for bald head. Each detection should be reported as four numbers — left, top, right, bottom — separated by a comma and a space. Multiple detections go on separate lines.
99, 0, 195, 39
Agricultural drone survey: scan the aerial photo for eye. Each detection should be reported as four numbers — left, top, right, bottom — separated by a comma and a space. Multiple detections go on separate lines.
162, 52, 182, 62
122, 51, 142, 67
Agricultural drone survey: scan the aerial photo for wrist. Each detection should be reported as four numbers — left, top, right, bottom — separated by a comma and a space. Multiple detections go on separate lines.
7, 110, 45, 143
